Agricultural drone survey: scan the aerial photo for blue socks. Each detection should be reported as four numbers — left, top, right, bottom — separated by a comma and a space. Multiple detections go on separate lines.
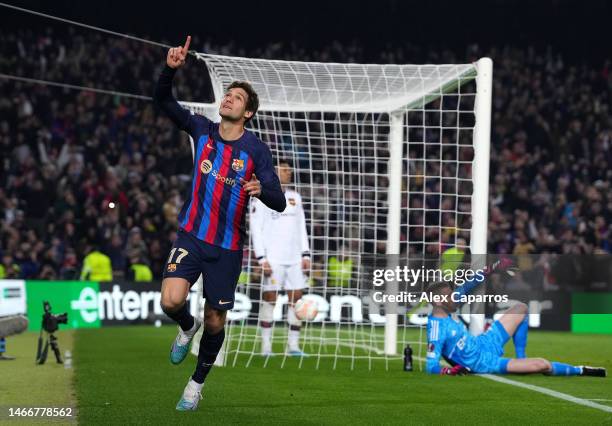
512, 316, 581, 376
513, 316, 528, 358
550, 362, 582, 376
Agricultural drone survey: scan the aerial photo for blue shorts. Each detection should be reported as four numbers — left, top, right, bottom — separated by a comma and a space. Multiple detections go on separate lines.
479, 320, 511, 354
473, 321, 512, 374
163, 229, 243, 310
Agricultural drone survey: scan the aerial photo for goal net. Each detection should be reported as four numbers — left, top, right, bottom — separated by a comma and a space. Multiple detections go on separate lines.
185, 54, 492, 370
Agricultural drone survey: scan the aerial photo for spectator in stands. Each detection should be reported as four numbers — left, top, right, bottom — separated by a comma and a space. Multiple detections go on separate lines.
328, 245, 354, 287
80, 245, 113, 282
0, 254, 20, 279
60, 249, 79, 280
127, 249, 153, 282
0, 26, 610, 283
440, 238, 466, 275
125, 227, 148, 264
105, 233, 127, 278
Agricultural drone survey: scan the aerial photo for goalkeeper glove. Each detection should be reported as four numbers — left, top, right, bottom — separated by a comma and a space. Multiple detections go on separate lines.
441, 365, 469, 375
483, 257, 514, 277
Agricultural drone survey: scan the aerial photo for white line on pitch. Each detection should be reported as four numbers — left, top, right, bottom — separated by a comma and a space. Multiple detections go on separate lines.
411, 355, 612, 414
480, 374, 612, 413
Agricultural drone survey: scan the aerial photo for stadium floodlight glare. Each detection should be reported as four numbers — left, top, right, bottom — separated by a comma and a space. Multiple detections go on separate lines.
185, 54, 492, 370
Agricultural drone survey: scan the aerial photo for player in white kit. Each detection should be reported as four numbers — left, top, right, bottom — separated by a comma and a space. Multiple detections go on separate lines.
250, 160, 311, 356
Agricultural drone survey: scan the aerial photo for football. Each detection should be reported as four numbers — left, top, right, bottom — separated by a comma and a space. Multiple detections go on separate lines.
294, 298, 318, 321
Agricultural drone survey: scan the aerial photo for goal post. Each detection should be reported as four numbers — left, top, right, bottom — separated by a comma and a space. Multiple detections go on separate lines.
383, 111, 403, 355
184, 54, 493, 369
469, 58, 493, 335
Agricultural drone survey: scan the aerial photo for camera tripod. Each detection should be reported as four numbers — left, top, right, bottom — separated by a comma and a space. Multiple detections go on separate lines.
36, 329, 63, 365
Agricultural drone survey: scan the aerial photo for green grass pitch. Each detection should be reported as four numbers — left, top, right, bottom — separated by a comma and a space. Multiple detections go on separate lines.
2, 326, 611, 425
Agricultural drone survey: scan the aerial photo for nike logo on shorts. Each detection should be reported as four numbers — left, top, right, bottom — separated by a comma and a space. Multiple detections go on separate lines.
219, 300, 232, 305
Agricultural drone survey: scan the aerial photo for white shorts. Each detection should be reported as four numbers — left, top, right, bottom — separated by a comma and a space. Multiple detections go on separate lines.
262, 263, 307, 292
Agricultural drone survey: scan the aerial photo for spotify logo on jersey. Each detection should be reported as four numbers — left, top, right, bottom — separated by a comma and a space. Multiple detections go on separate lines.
201, 159, 212, 174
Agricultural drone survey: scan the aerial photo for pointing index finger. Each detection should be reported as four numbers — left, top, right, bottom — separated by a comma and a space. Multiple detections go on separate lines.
182, 35, 191, 54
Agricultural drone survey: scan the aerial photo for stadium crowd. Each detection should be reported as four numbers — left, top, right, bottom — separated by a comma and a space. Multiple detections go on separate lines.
0, 27, 610, 283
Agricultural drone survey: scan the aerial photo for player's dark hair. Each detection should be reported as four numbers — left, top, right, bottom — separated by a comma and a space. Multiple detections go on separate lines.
227, 81, 259, 122
426, 281, 453, 295
278, 158, 293, 167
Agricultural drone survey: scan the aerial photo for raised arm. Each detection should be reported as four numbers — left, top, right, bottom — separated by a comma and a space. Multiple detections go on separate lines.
454, 257, 513, 301
153, 36, 192, 132
453, 274, 485, 300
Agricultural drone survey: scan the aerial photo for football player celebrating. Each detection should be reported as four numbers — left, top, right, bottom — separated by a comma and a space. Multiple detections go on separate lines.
154, 36, 286, 410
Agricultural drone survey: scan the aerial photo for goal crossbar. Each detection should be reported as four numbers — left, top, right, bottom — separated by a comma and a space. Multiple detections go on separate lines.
195, 52, 476, 113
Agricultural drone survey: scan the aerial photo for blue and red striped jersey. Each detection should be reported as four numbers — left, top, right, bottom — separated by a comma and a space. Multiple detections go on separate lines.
154, 66, 286, 250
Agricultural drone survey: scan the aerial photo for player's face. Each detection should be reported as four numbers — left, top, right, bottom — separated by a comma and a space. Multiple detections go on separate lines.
277, 163, 292, 185
219, 88, 253, 122
434, 286, 457, 313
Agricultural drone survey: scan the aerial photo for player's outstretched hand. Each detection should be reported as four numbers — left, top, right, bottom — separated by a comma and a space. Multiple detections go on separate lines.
167, 36, 191, 69
441, 365, 469, 376
241, 174, 261, 197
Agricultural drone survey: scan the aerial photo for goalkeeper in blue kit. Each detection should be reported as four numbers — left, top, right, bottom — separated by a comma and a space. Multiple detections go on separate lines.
426, 260, 606, 377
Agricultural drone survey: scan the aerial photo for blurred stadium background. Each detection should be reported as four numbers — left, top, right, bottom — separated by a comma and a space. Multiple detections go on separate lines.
1, 0, 611, 281
0, 0, 611, 423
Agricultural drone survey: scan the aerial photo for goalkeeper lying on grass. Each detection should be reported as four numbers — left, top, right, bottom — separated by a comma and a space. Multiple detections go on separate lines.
426, 260, 606, 377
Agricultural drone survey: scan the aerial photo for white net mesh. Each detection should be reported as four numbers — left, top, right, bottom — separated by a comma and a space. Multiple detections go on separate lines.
197, 53, 475, 113
186, 53, 486, 370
